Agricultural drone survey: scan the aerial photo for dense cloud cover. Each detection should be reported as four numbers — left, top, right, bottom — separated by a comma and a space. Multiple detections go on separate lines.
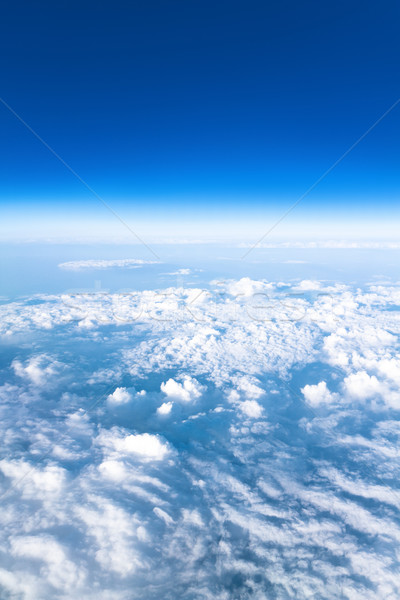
1, 278, 400, 598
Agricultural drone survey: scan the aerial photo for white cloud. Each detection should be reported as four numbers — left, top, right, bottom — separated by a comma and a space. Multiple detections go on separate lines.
343, 371, 383, 400
75, 498, 144, 576
98, 460, 127, 483
157, 401, 173, 415
153, 507, 174, 524
238, 240, 400, 249
239, 400, 263, 418
376, 358, 400, 385
58, 258, 159, 270
0, 460, 66, 498
235, 376, 265, 399
99, 430, 170, 460
319, 466, 400, 509
161, 376, 204, 402
295, 280, 322, 291
166, 268, 192, 275
1, 277, 400, 598
301, 381, 335, 406
12, 355, 58, 386
342, 370, 400, 408
10, 535, 85, 590
107, 387, 132, 406
223, 277, 270, 297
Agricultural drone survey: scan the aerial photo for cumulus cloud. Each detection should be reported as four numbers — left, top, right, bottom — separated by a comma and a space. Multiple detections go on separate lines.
12, 355, 58, 386
160, 375, 204, 402
1, 276, 400, 599
301, 381, 335, 406
98, 459, 127, 483
342, 370, 400, 408
222, 277, 271, 297
107, 386, 132, 406
239, 399, 263, 418
157, 401, 173, 415
343, 371, 383, 400
235, 376, 265, 399
294, 279, 322, 291
375, 358, 400, 385
117, 434, 169, 459
98, 429, 170, 461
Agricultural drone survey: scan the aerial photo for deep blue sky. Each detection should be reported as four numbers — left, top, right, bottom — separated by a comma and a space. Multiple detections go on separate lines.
1, 0, 400, 241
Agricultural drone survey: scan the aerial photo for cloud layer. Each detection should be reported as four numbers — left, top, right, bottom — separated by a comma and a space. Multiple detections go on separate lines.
0, 278, 400, 598
58, 258, 159, 270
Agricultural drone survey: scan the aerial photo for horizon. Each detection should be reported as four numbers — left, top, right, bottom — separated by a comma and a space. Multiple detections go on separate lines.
1, 3, 400, 599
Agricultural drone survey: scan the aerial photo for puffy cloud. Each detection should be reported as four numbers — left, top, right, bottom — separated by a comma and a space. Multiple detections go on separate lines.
116, 434, 170, 459
235, 376, 265, 399
223, 277, 270, 297
342, 370, 400, 408
157, 401, 173, 415
376, 358, 400, 385
295, 280, 322, 291
98, 459, 127, 483
161, 375, 204, 402
98, 429, 171, 461
1, 277, 400, 599
107, 386, 132, 406
12, 355, 58, 385
301, 381, 335, 406
239, 399, 263, 418
343, 371, 383, 400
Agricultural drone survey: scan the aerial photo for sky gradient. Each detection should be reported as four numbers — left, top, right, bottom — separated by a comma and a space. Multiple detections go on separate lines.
1, 0, 400, 242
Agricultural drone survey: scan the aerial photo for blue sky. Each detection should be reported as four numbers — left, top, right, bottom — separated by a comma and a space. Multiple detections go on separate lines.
2, 5, 400, 595
1, 0, 400, 242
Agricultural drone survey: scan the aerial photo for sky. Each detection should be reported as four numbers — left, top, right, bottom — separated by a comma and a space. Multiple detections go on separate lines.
1, 0, 400, 243
2, 5, 400, 596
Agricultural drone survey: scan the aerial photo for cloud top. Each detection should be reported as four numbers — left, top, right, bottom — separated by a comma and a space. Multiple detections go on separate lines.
1, 277, 400, 598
